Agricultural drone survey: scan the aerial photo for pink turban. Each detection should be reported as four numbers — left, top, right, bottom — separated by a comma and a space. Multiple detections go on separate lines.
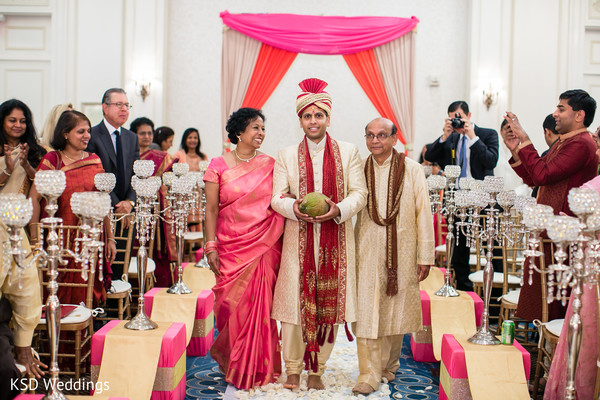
296, 78, 332, 117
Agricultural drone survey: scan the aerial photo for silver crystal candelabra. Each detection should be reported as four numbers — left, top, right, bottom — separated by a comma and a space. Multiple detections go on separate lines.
1, 170, 110, 400
550, 188, 600, 399
429, 165, 461, 297
195, 160, 211, 269
468, 176, 509, 345
165, 163, 196, 294
521, 203, 554, 286
122, 160, 162, 330
427, 174, 446, 215
518, 187, 600, 399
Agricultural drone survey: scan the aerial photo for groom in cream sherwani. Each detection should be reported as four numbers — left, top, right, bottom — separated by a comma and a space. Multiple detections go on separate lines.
271, 78, 367, 391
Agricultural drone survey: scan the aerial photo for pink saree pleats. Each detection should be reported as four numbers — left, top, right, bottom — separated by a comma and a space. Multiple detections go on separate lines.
207, 155, 284, 390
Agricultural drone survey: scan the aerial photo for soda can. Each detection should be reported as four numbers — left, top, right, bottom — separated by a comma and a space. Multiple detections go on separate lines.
501, 320, 515, 345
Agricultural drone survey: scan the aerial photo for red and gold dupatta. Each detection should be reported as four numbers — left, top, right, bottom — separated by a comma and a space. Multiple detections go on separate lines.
297, 133, 349, 372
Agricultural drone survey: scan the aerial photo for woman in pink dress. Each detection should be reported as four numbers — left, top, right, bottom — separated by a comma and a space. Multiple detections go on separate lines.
203, 108, 284, 390
543, 174, 600, 399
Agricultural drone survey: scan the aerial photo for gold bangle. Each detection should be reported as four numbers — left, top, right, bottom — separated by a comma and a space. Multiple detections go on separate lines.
2, 169, 11, 177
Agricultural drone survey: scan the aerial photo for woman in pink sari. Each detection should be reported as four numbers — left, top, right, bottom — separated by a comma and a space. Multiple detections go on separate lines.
28, 110, 117, 306
543, 174, 600, 399
203, 108, 284, 390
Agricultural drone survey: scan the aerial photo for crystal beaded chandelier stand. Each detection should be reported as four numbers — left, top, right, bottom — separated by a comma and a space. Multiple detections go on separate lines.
555, 188, 600, 399
0, 170, 110, 400
521, 203, 554, 286
164, 163, 196, 294
468, 176, 510, 345
519, 187, 600, 399
121, 160, 162, 330
426, 174, 446, 215
431, 165, 461, 297
94, 173, 117, 232
195, 161, 210, 269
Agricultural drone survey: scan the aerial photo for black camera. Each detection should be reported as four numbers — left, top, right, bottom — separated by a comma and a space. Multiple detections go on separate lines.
450, 113, 464, 130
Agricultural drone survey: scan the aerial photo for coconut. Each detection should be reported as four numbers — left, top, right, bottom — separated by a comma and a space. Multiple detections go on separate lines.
299, 192, 330, 217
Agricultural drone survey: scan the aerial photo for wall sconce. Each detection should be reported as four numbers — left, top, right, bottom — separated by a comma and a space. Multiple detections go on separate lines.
136, 80, 151, 102
482, 83, 498, 110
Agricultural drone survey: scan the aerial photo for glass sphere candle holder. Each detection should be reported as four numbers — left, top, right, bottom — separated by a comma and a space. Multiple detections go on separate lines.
172, 163, 189, 176
94, 173, 116, 193
133, 160, 155, 178
444, 165, 461, 179
35, 170, 66, 199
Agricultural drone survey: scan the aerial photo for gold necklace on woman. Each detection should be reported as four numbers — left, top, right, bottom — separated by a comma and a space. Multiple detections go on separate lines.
234, 148, 257, 163
61, 150, 84, 162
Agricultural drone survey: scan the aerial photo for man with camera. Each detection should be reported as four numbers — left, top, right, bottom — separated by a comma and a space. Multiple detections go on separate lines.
425, 101, 499, 290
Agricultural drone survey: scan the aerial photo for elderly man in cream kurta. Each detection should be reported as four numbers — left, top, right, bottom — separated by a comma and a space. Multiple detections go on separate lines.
0, 223, 45, 397
352, 118, 434, 395
271, 78, 367, 391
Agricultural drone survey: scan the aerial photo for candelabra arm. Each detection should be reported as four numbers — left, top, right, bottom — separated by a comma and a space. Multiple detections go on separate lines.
167, 194, 192, 294
565, 254, 585, 400
196, 191, 210, 269
435, 203, 460, 297
112, 211, 135, 223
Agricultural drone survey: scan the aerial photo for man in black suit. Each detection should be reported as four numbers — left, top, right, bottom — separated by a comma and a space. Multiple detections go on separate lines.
425, 101, 499, 291
87, 88, 139, 214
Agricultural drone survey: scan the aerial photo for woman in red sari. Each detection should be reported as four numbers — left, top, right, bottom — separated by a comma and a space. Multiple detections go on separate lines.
204, 108, 284, 390
28, 110, 117, 306
130, 117, 178, 286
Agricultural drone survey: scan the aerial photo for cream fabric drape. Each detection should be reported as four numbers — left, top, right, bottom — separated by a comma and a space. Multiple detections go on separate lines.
374, 32, 416, 155
220, 28, 262, 147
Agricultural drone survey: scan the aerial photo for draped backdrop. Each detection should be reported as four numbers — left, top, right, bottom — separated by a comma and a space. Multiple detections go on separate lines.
220, 11, 418, 152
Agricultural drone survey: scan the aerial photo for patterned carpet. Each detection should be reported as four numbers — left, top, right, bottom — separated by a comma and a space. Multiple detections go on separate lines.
185, 333, 439, 400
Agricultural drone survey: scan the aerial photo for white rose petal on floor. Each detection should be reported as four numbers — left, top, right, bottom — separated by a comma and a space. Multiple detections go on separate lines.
223, 330, 391, 400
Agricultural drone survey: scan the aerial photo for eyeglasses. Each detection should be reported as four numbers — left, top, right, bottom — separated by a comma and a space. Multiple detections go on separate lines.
106, 102, 132, 110
365, 133, 394, 141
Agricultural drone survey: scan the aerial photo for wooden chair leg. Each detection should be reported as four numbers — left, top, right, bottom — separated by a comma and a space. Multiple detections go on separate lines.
125, 297, 131, 319
497, 308, 504, 335
117, 299, 124, 320
532, 333, 546, 398
74, 330, 81, 389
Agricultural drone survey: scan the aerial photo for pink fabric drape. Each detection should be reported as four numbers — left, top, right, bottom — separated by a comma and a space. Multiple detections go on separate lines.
220, 10, 419, 55
343, 49, 406, 145
241, 44, 297, 109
